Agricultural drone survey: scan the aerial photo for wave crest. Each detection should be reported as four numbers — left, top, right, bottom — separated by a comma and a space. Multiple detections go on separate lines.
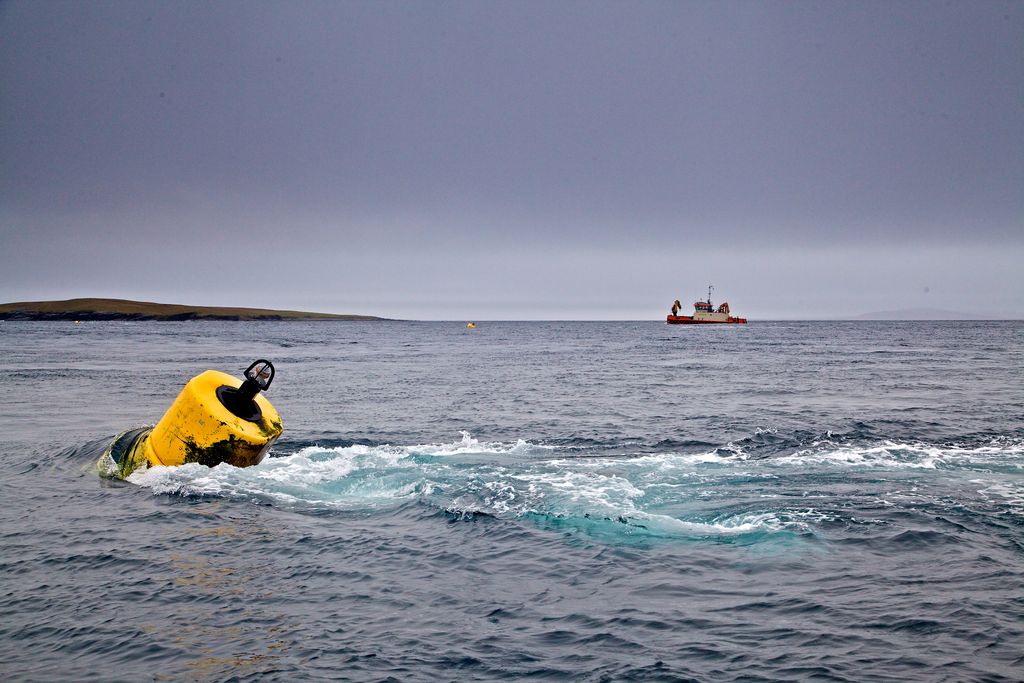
126, 432, 1024, 541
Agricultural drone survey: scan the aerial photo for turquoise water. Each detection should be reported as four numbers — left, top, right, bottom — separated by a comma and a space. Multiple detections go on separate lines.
1, 321, 1022, 680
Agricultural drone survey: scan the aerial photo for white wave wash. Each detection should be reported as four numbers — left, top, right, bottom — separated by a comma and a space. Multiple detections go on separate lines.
780, 439, 1024, 470
129, 433, 1024, 540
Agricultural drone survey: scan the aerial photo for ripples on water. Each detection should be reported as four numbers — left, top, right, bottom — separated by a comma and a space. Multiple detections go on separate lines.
1, 321, 1022, 681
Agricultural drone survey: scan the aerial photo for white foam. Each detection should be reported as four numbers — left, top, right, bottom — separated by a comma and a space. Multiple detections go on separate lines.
621, 508, 820, 536
407, 431, 554, 457
546, 450, 740, 472
127, 433, 554, 508
125, 432, 1024, 540
975, 481, 1024, 510
779, 440, 1024, 470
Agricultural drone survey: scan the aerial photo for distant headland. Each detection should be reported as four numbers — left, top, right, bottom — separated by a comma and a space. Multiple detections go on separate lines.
848, 308, 1000, 321
0, 298, 384, 321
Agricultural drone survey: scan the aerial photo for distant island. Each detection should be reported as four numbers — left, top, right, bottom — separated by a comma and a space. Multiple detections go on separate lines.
0, 298, 384, 321
849, 308, 999, 321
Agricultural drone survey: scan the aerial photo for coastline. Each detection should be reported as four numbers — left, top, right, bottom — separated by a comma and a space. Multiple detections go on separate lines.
0, 298, 384, 321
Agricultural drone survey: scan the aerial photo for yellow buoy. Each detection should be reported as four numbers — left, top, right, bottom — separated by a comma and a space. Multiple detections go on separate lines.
467, 322, 476, 329
99, 360, 283, 479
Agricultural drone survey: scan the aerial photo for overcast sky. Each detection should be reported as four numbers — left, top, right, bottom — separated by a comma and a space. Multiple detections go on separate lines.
1, 0, 1021, 319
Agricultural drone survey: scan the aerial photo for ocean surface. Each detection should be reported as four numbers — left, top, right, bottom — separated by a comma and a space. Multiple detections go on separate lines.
1, 320, 1022, 681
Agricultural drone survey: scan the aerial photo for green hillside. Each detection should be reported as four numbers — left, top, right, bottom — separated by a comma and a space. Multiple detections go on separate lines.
0, 298, 383, 321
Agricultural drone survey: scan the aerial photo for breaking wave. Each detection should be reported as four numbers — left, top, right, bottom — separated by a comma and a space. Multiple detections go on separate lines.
127, 431, 1024, 540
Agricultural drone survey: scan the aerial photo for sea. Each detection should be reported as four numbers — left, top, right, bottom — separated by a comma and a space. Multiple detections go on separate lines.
1, 320, 1022, 682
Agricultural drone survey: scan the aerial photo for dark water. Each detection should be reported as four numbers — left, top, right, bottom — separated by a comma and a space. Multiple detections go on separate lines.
1, 320, 1022, 681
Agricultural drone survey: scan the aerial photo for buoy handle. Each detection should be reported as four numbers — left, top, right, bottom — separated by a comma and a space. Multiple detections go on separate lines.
244, 359, 275, 393
216, 359, 275, 422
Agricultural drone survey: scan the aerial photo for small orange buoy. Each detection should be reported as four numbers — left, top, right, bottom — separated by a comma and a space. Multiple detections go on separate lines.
466, 322, 476, 329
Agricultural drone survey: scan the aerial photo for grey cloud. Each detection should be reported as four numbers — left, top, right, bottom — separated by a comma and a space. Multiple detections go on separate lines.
1, 1, 1021, 317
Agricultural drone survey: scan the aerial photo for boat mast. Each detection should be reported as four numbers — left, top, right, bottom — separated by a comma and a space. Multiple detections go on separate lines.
707, 284, 713, 305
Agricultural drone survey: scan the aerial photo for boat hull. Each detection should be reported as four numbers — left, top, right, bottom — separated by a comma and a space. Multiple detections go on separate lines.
667, 315, 747, 324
